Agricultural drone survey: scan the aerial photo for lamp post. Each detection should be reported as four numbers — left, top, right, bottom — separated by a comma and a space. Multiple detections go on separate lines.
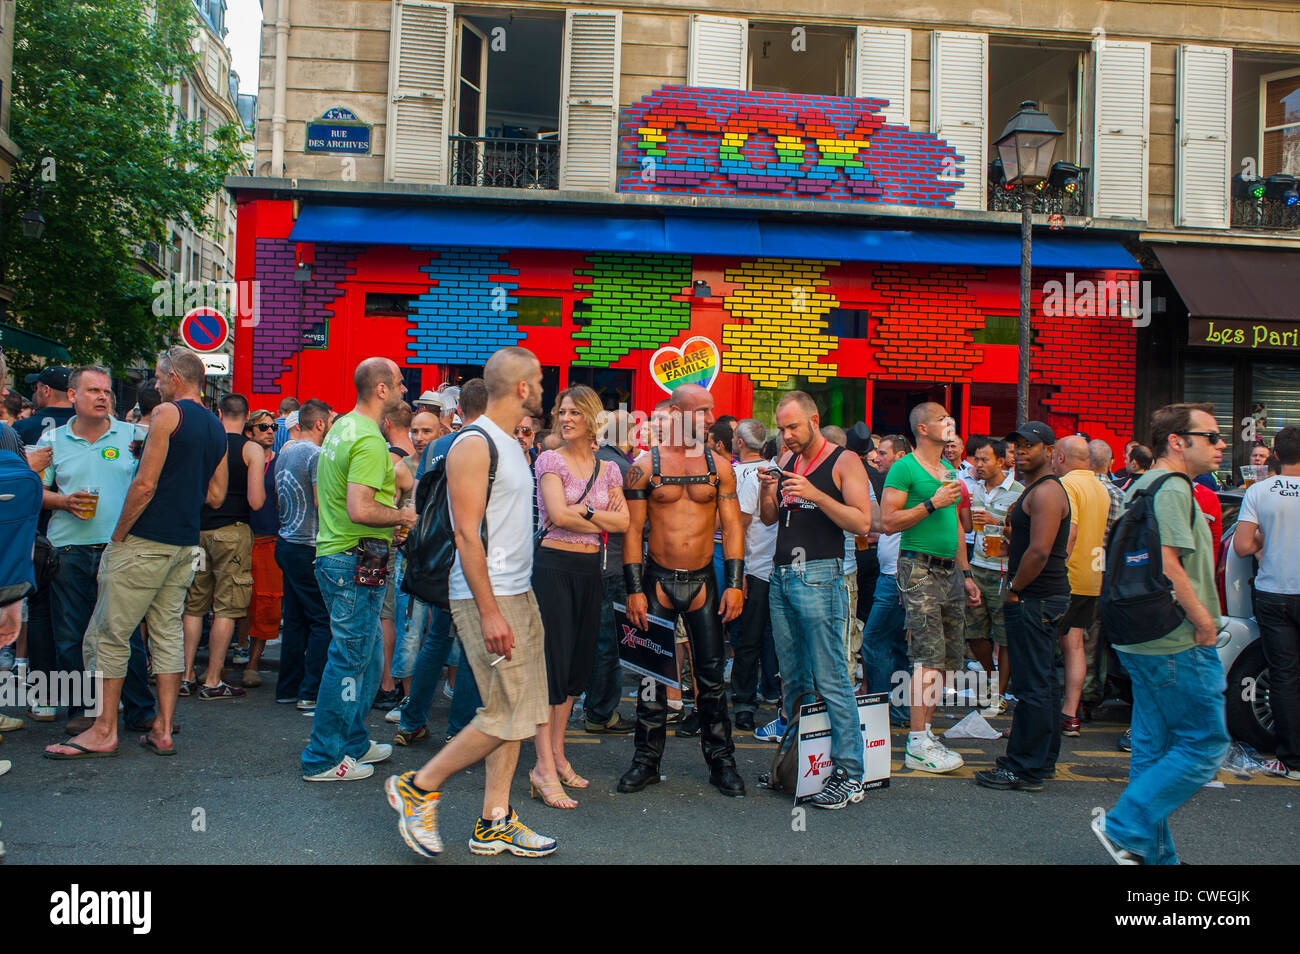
994, 101, 1063, 425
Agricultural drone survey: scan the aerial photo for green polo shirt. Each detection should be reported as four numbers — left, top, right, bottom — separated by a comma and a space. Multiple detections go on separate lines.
315, 411, 396, 557
884, 453, 959, 558
38, 417, 138, 547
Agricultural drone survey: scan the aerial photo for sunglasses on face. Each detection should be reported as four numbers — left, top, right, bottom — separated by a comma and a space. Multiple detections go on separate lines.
252, 422, 274, 432
1179, 431, 1223, 445
515, 426, 534, 437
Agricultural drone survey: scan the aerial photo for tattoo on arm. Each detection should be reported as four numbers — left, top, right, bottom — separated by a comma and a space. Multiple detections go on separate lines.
626, 464, 645, 486
718, 491, 738, 501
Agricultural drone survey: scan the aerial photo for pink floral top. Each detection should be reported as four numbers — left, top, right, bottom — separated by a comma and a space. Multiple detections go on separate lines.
534, 449, 623, 546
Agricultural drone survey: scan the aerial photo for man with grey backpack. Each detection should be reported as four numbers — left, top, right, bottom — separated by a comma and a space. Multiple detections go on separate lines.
1092, 403, 1230, 866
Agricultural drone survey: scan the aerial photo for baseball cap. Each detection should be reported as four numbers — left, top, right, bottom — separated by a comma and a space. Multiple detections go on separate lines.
1005, 421, 1057, 446
25, 366, 71, 391
416, 390, 442, 408
285, 410, 300, 430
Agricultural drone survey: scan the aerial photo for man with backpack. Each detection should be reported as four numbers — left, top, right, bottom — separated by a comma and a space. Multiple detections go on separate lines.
1092, 403, 1229, 865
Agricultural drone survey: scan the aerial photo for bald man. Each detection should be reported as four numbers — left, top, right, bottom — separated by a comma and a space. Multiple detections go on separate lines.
301, 357, 417, 782
619, 382, 746, 797
1053, 434, 1110, 737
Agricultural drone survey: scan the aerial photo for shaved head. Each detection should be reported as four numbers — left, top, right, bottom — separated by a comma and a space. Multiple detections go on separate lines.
484, 346, 539, 400
1088, 438, 1114, 473
669, 383, 712, 413
355, 356, 398, 397
1057, 434, 1091, 467
909, 401, 950, 445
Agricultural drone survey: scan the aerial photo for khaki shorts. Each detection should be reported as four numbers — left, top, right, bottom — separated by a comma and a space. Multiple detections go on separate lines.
965, 564, 1009, 647
451, 590, 549, 741
84, 534, 197, 679
897, 553, 965, 671
185, 522, 253, 618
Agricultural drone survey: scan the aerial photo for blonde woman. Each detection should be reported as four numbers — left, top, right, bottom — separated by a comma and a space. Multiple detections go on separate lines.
530, 386, 629, 808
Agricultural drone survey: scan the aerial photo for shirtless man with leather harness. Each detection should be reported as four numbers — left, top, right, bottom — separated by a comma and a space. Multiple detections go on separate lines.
619, 384, 747, 797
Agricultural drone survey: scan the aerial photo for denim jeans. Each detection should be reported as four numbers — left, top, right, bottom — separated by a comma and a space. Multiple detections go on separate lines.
999, 593, 1070, 781
861, 572, 909, 725
1105, 645, 1231, 864
301, 551, 386, 775
731, 574, 781, 714
389, 553, 411, 676
394, 584, 430, 681
769, 557, 864, 780
1256, 591, 1300, 769
399, 601, 482, 737
584, 574, 626, 725
274, 538, 331, 703
51, 544, 153, 722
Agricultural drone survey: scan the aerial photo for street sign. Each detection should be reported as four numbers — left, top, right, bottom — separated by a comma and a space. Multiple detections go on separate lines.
201, 353, 230, 376
305, 107, 372, 156
179, 307, 229, 353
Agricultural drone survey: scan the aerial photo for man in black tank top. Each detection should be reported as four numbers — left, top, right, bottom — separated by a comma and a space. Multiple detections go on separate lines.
976, 421, 1072, 792
757, 391, 873, 810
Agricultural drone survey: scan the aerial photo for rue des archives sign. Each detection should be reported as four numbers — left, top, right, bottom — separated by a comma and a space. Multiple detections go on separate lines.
1191, 318, 1300, 351
305, 107, 371, 156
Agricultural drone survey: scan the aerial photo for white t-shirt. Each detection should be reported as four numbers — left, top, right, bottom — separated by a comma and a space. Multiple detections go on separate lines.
877, 531, 901, 576
735, 458, 777, 582
1239, 474, 1300, 595
448, 415, 535, 600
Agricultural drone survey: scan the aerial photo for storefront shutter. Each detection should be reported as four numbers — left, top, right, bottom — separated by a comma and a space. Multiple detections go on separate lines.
385, 0, 453, 184
1092, 39, 1150, 220
855, 26, 910, 127
930, 31, 987, 211
1176, 45, 1232, 229
559, 9, 622, 192
687, 14, 747, 90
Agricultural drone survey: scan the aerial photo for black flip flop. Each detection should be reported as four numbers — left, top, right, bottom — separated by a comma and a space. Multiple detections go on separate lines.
138, 735, 177, 757
43, 741, 120, 760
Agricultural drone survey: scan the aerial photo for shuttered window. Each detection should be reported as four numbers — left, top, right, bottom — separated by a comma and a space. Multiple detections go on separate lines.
1092, 39, 1150, 220
688, 14, 747, 90
930, 31, 986, 211
559, 9, 621, 192
1177, 46, 1232, 229
385, 0, 454, 184
855, 26, 910, 126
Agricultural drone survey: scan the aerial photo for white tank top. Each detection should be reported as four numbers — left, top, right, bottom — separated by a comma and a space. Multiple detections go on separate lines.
448, 414, 536, 600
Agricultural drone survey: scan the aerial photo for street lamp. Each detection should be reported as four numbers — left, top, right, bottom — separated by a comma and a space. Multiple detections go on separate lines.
994, 100, 1063, 425
20, 206, 46, 241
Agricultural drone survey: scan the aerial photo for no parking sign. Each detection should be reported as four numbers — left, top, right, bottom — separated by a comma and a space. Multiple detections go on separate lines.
179, 308, 229, 353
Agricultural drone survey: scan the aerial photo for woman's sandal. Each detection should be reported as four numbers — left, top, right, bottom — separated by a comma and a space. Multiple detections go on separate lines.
529, 770, 577, 809
557, 762, 589, 789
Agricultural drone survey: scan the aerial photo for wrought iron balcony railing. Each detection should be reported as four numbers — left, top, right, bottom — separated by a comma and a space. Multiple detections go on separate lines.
987, 163, 1089, 216
449, 136, 560, 190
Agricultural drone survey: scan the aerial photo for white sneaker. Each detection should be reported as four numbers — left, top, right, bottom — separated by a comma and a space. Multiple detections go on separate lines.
1260, 758, 1300, 780
442, 681, 454, 700
304, 756, 374, 782
360, 740, 393, 765
905, 737, 964, 774
385, 697, 408, 724
1091, 810, 1140, 865
982, 694, 1006, 717
28, 705, 56, 722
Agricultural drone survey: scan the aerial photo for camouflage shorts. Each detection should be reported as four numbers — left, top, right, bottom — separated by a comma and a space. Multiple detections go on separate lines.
964, 564, 1009, 647
896, 554, 965, 671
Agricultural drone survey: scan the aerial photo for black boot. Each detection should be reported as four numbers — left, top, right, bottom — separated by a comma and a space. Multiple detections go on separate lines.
618, 761, 661, 793
709, 763, 745, 797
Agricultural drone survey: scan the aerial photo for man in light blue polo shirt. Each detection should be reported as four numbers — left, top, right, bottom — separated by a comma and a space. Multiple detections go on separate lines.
37, 365, 151, 730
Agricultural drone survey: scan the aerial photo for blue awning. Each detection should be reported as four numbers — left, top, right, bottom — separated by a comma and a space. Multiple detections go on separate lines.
289, 205, 1137, 269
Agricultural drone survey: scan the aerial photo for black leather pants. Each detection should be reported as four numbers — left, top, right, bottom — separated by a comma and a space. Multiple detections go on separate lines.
632, 560, 735, 770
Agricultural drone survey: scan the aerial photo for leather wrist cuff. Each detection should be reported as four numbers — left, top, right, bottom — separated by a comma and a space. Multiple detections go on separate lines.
624, 488, 648, 500
624, 562, 645, 594
725, 559, 745, 591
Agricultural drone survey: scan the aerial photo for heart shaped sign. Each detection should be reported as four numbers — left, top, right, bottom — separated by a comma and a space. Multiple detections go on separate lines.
650, 336, 720, 394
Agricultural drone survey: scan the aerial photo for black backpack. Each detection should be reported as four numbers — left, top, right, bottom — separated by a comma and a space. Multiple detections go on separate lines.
1099, 471, 1199, 646
400, 425, 498, 610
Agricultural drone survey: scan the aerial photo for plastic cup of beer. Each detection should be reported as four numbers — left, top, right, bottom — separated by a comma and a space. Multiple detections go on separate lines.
983, 527, 1006, 559
80, 487, 101, 519
1240, 465, 1264, 488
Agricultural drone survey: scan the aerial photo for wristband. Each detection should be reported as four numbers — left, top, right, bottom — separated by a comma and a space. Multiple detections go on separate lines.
624, 488, 649, 500
962, 569, 974, 580
624, 562, 645, 595
724, 558, 744, 592
923, 499, 936, 514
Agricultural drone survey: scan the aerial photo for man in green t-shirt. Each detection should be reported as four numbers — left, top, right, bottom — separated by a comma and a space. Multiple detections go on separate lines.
1093, 403, 1230, 867
302, 357, 417, 783
881, 401, 980, 775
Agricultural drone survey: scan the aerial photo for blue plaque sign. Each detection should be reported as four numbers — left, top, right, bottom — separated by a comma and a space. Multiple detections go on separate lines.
305, 107, 372, 155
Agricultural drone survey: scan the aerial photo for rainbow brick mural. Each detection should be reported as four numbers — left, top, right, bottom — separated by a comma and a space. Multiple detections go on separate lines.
721, 259, 840, 387
572, 252, 692, 365
619, 86, 964, 206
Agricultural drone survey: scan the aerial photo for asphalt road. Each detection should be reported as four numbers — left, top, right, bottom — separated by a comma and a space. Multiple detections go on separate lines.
2, 665, 1296, 866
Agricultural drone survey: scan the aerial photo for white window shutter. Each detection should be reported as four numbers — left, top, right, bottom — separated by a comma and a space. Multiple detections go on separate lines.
855, 27, 910, 127
385, 0, 453, 184
688, 14, 747, 90
1177, 45, 1232, 229
931, 31, 987, 211
560, 10, 622, 192
1092, 39, 1150, 220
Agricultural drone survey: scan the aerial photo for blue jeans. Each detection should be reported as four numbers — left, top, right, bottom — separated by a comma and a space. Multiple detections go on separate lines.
394, 582, 429, 681
861, 572, 909, 725
584, 574, 626, 725
389, 553, 411, 676
769, 557, 864, 780
999, 593, 1070, 780
1105, 645, 1231, 865
275, 538, 331, 703
52, 544, 153, 722
301, 551, 386, 776
399, 601, 482, 736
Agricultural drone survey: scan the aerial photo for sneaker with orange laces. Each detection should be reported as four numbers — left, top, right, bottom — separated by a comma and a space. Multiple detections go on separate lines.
385, 771, 442, 857
469, 809, 556, 857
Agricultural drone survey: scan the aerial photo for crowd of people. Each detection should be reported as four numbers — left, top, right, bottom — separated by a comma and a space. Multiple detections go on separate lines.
2, 343, 1298, 867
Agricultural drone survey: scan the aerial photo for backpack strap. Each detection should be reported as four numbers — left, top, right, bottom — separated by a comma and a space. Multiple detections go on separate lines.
1141, 470, 1197, 530
454, 425, 498, 546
